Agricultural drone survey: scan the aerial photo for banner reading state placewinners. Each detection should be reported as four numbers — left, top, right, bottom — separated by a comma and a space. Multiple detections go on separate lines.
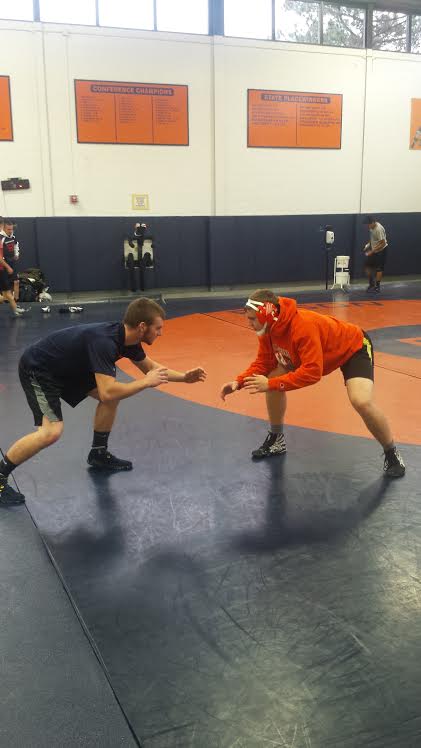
75, 80, 189, 146
248, 89, 342, 149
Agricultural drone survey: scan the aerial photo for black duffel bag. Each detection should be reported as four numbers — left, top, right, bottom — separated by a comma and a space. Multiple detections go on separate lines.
17, 268, 46, 301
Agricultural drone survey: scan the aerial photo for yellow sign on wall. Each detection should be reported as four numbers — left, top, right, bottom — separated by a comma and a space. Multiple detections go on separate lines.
132, 194, 149, 210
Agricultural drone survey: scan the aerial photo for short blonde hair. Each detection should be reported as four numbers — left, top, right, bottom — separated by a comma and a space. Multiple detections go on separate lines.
123, 297, 166, 328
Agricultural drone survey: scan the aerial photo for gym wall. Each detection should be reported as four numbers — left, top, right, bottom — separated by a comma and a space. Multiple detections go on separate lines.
12, 212, 421, 293
0, 20, 420, 291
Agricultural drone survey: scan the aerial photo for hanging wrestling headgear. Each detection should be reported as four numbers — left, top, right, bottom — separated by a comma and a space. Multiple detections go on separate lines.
245, 298, 279, 335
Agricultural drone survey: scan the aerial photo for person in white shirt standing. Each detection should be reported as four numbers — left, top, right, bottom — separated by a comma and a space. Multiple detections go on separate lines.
363, 215, 388, 294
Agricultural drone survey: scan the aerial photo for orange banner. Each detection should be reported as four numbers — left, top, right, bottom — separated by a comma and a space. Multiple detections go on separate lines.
248, 89, 342, 149
75, 80, 189, 145
410, 99, 421, 150
0, 76, 13, 141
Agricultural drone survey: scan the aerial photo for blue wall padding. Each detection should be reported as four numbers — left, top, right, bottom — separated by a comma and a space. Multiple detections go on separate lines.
36, 218, 73, 292
13, 218, 38, 268
10, 213, 421, 292
209, 214, 356, 286
150, 217, 209, 289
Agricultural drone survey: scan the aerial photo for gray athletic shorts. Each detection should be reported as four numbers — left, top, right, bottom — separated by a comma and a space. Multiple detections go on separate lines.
19, 362, 96, 426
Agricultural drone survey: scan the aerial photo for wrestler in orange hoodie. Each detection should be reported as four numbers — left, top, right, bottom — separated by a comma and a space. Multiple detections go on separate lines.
236, 295, 363, 392
220, 289, 405, 478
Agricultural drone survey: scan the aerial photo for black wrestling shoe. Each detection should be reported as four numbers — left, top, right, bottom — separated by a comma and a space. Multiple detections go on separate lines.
87, 449, 133, 471
374, 284, 381, 293
0, 478, 25, 505
383, 447, 405, 478
366, 284, 375, 293
252, 432, 287, 460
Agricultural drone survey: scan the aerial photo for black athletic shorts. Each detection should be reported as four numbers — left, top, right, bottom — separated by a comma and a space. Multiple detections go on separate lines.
6, 261, 18, 281
364, 249, 387, 271
340, 332, 374, 383
0, 269, 13, 292
19, 362, 96, 426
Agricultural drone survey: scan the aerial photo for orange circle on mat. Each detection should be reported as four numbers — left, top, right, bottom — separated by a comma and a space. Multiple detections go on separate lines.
118, 299, 421, 446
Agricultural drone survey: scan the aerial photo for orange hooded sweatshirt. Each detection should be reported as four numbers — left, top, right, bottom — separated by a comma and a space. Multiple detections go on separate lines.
236, 297, 364, 392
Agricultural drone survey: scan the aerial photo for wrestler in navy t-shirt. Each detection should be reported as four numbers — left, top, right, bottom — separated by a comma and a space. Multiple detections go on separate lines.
21, 322, 145, 379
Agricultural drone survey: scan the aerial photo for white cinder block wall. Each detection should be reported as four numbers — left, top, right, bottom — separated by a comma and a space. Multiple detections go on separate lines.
0, 20, 419, 217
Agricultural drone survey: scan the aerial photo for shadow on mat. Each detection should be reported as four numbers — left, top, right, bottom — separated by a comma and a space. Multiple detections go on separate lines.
45, 472, 127, 573
232, 459, 391, 554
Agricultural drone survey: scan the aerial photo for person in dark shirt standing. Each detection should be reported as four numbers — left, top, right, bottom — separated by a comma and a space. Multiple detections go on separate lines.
0, 217, 28, 315
0, 297, 206, 505
1, 218, 21, 303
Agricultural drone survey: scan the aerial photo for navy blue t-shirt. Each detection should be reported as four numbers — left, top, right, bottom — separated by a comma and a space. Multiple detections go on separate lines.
21, 322, 145, 379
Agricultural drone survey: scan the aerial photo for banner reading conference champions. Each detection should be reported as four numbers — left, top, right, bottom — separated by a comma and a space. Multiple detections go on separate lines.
248, 89, 342, 149
75, 80, 189, 145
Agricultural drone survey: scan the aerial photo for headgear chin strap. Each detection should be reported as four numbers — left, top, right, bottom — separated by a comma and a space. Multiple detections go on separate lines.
245, 299, 279, 328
